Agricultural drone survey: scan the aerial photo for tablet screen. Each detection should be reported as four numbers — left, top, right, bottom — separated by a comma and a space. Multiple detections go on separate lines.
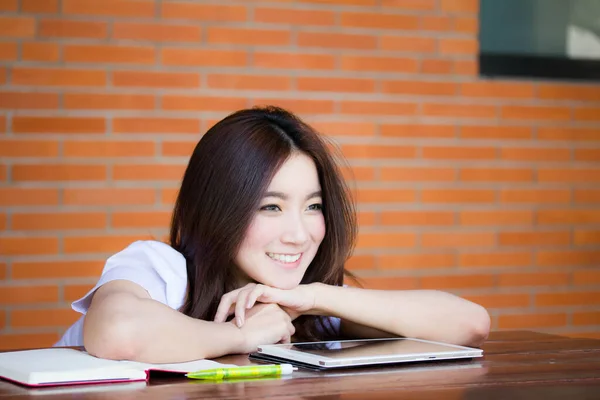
285, 339, 466, 359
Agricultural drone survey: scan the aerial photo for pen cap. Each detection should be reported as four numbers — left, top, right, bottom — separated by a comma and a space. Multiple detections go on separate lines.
280, 364, 295, 374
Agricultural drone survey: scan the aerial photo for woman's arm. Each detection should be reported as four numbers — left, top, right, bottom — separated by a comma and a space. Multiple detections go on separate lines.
311, 284, 490, 347
213, 283, 490, 348
84, 280, 295, 363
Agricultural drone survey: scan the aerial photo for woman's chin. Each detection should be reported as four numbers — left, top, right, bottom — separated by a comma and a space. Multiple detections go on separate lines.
264, 278, 302, 291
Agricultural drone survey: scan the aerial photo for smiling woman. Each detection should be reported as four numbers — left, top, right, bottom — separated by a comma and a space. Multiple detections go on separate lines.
169, 106, 356, 345
53, 106, 490, 364
233, 154, 326, 292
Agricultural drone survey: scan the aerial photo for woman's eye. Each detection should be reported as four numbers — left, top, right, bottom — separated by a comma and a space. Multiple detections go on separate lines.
307, 203, 323, 211
260, 204, 281, 211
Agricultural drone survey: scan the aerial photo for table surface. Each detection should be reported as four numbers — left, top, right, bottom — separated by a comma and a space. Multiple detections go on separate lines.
1, 331, 600, 399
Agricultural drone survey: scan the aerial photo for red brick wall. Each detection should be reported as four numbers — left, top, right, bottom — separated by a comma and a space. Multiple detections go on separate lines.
1, 0, 599, 350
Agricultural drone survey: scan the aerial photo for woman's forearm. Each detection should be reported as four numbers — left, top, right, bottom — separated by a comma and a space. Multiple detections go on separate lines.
310, 284, 490, 347
83, 292, 244, 363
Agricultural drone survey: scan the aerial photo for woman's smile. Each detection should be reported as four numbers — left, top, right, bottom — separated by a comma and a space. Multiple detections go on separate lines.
266, 252, 302, 263
265, 252, 304, 269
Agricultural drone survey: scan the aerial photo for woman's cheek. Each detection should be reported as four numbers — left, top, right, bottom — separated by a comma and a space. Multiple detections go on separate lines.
247, 215, 278, 245
312, 215, 326, 243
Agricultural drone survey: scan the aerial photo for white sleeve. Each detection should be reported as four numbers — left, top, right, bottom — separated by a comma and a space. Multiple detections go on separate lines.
71, 240, 188, 314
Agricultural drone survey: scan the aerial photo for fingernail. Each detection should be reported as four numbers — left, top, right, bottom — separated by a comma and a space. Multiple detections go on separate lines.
236, 316, 243, 327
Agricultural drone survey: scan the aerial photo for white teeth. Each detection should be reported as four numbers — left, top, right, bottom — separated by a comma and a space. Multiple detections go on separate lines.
267, 252, 301, 263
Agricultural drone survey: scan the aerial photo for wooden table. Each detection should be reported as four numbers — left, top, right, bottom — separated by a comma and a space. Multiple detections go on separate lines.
1, 331, 600, 399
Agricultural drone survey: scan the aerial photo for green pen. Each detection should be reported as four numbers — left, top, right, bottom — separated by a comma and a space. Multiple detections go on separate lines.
185, 364, 296, 380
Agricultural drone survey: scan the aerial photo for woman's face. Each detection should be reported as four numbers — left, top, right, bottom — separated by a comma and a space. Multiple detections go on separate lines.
234, 152, 326, 290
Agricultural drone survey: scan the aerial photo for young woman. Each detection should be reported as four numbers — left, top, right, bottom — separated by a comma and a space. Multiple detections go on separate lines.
55, 106, 490, 363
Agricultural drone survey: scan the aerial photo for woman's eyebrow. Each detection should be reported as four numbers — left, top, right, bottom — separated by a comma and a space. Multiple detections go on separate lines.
263, 191, 322, 200
306, 190, 322, 200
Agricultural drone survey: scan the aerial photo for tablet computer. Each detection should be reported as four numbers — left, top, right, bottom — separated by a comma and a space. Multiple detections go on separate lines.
251, 338, 483, 370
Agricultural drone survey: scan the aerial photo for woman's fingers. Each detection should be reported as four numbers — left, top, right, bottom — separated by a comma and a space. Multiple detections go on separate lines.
249, 285, 292, 309
234, 289, 253, 327
214, 297, 233, 323
246, 285, 266, 309
214, 283, 304, 324
213, 285, 249, 322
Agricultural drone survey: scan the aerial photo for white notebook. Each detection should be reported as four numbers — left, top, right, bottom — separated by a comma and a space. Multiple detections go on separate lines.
0, 348, 235, 387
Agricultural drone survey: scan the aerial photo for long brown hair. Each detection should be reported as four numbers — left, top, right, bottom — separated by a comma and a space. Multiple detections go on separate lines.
170, 106, 357, 341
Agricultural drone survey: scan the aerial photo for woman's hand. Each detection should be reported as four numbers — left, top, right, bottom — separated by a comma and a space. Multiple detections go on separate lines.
213, 283, 318, 327
231, 303, 296, 353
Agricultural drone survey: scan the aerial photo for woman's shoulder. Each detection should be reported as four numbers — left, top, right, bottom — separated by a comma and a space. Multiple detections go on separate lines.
104, 240, 188, 289
69, 240, 189, 316
117, 239, 181, 256
98, 239, 189, 309
110, 240, 186, 272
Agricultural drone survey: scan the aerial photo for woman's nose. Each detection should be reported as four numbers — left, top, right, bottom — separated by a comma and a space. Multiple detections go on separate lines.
280, 214, 310, 245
